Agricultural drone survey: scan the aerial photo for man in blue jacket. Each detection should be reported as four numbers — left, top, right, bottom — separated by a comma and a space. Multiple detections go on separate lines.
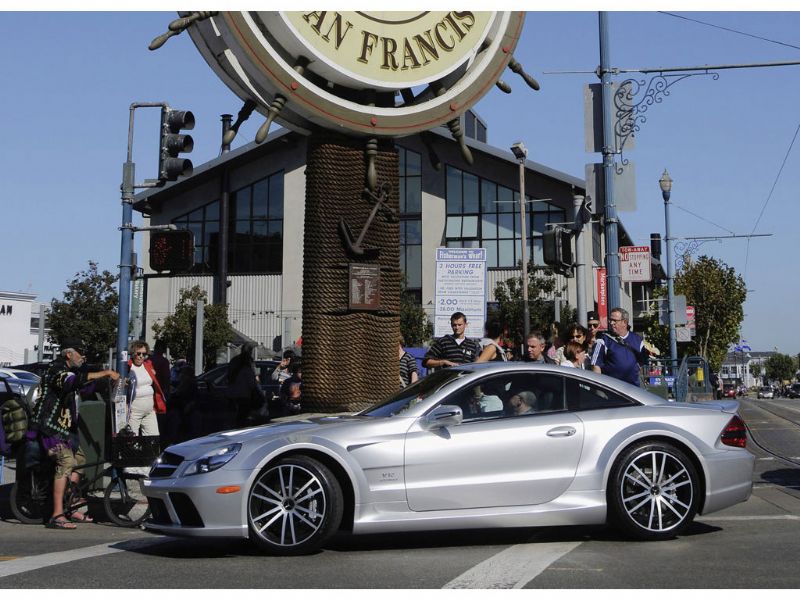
590, 307, 648, 387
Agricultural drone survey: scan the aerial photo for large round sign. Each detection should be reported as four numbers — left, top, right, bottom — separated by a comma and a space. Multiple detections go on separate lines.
185, 11, 525, 137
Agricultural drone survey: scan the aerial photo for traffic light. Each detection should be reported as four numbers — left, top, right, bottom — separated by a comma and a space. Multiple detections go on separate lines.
543, 225, 573, 273
158, 107, 195, 183
149, 230, 194, 272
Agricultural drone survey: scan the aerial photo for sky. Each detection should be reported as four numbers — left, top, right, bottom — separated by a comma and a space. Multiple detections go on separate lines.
1, 7, 798, 355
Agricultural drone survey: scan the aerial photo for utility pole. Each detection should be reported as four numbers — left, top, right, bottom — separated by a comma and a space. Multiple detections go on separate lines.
510, 142, 530, 343
573, 194, 588, 327
598, 12, 621, 311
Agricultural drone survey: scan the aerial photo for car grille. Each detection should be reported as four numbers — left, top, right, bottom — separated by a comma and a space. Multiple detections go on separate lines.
149, 450, 185, 478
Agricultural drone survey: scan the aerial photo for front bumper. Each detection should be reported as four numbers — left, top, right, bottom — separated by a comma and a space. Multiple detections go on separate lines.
141, 471, 250, 539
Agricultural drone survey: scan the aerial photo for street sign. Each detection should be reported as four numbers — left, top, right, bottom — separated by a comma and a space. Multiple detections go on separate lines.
585, 162, 637, 213
434, 248, 486, 338
686, 305, 696, 334
619, 246, 652, 282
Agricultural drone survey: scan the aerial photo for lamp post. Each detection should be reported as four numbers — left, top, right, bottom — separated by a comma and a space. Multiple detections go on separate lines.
510, 141, 530, 345
659, 169, 678, 374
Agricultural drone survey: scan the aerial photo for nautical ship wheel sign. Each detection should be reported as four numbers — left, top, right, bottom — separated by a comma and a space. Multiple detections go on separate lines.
153, 11, 529, 139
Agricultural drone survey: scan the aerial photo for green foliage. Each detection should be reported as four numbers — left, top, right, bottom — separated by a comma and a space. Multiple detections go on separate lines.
151, 286, 233, 371
48, 261, 118, 363
400, 281, 432, 347
674, 255, 746, 372
493, 263, 573, 348
764, 353, 795, 382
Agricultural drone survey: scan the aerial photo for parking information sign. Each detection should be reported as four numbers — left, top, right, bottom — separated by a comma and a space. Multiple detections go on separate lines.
434, 248, 487, 338
619, 245, 652, 282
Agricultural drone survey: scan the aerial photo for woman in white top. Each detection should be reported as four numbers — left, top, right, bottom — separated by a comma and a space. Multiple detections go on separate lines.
125, 340, 167, 436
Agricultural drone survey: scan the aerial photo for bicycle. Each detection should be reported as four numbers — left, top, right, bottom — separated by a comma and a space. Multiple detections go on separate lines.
10, 434, 160, 528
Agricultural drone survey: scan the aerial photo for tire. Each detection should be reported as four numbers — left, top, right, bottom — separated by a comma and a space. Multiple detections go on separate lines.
608, 441, 699, 541
103, 474, 151, 527
247, 455, 343, 555
10, 468, 52, 524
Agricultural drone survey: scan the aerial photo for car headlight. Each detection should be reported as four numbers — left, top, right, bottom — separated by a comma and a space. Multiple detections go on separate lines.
183, 443, 242, 476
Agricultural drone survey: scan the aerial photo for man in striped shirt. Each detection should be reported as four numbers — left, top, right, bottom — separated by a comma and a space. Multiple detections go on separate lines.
423, 312, 481, 370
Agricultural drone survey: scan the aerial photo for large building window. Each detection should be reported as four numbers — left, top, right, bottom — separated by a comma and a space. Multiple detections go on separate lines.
171, 200, 220, 273
399, 147, 422, 302
170, 170, 284, 274
445, 166, 565, 269
230, 171, 284, 273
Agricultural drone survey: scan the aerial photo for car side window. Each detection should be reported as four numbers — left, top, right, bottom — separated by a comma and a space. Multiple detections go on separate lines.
447, 373, 565, 422
565, 377, 637, 411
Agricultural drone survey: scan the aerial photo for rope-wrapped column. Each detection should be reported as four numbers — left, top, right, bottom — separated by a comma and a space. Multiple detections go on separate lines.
302, 133, 400, 412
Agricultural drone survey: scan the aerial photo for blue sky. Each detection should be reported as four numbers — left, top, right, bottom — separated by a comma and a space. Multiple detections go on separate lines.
1, 10, 798, 354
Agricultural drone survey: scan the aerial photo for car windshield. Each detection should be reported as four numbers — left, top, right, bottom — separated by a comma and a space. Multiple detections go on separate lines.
359, 369, 467, 418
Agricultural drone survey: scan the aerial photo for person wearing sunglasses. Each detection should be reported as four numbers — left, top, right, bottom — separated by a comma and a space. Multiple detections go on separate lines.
565, 324, 591, 369
125, 340, 167, 439
590, 307, 648, 387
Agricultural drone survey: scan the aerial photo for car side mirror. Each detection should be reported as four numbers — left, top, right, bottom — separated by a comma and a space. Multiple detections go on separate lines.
422, 404, 463, 430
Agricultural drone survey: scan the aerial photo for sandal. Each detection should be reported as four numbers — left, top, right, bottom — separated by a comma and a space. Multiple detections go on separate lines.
67, 511, 94, 523
45, 514, 77, 530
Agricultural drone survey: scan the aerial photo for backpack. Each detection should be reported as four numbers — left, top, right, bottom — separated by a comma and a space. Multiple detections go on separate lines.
1, 382, 31, 457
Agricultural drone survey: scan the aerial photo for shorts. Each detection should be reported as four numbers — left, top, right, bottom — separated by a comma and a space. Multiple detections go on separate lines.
47, 445, 86, 480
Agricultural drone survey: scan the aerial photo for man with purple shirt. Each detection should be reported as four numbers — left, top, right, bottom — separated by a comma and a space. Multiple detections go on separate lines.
30, 337, 119, 529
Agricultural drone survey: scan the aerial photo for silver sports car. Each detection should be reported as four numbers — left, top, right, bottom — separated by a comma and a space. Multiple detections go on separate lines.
141, 363, 754, 555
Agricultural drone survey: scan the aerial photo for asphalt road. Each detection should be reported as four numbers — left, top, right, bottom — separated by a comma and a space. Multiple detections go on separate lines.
1, 396, 798, 589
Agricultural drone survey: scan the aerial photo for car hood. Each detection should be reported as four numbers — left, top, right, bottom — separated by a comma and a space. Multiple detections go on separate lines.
163, 414, 375, 459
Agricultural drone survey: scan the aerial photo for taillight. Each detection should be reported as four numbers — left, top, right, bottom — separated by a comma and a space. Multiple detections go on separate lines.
720, 415, 747, 448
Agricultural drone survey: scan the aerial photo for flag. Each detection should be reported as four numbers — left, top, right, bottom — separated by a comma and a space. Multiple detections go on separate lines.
733, 345, 742, 353
740, 340, 752, 351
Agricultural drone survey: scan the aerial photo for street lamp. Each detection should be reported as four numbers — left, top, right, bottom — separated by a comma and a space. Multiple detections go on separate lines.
510, 141, 530, 346
659, 169, 678, 374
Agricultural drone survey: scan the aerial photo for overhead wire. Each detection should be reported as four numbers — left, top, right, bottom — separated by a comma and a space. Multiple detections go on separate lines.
658, 12, 800, 52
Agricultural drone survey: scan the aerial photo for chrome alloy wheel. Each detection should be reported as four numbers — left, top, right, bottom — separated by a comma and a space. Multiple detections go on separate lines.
249, 463, 327, 547
619, 449, 694, 533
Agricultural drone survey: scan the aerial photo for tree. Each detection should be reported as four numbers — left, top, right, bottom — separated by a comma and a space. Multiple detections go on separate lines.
151, 286, 234, 371
764, 353, 795, 383
400, 280, 432, 347
493, 263, 574, 349
48, 261, 118, 363
673, 255, 746, 372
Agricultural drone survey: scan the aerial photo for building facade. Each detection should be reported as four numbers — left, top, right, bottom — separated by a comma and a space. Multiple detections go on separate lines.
0, 290, 54, 366
134, 114, 639, 353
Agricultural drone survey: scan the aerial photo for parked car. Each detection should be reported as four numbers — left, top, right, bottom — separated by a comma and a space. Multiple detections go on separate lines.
756, 386, 774, 399
142, 363, 755, 555
193, 360, 282, 432
0, 368, 40, 403
788, 383, 800, 399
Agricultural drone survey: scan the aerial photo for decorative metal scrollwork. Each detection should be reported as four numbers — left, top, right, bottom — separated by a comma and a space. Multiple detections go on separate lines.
673, 238, 716, 271
613, 71, 719, 174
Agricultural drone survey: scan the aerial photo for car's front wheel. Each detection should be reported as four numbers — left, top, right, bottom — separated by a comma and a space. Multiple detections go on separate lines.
247, 455, 343, 555
608, 441, 699, 541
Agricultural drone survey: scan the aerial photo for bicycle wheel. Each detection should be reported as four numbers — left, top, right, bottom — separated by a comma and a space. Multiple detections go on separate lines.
103, 474, 151, 527
10, 468, 52, 524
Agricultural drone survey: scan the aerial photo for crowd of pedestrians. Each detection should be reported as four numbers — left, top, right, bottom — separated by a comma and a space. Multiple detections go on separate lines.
398, 308, 653, 391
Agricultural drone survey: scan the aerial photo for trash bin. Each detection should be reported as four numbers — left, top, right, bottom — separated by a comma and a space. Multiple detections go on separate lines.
77, 394, 109, 491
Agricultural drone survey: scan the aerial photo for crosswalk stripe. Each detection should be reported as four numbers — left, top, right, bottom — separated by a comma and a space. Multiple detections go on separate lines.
443, 540, 582, 589
0, 537, 172, 578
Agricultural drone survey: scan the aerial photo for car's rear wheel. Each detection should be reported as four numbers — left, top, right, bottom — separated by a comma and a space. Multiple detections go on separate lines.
247, 455, 343, 555
608, 441, 699, 541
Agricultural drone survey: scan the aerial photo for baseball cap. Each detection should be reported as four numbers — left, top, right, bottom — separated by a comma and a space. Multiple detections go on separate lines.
60, 337, 85, 354
587, 311, 600, 325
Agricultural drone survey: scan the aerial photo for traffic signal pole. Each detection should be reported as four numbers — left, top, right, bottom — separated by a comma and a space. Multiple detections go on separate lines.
116, 102, 192, 376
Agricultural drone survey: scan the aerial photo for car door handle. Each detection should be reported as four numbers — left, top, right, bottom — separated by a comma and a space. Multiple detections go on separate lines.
547, 426, 576, 437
